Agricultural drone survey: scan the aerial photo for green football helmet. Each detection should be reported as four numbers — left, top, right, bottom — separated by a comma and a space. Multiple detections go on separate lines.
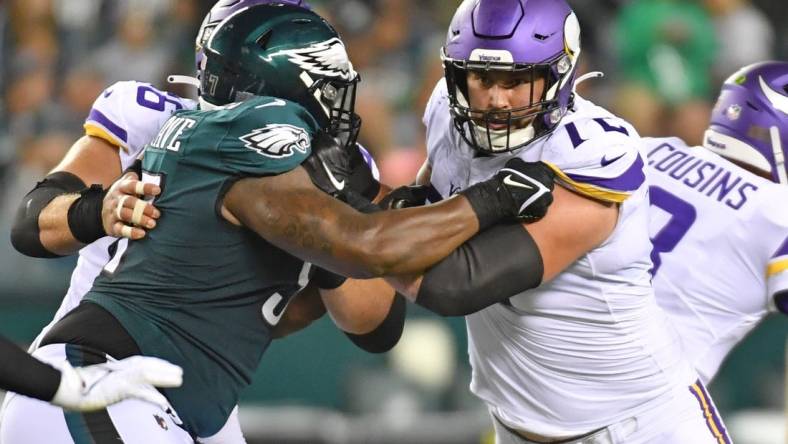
200, 4, 361, 148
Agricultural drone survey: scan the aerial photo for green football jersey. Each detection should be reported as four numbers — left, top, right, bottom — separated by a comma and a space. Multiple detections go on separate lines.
85, 96, 319, 437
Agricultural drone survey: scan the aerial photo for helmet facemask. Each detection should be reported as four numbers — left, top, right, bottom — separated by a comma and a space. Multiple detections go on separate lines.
444, 50, 573, 154
441, 0, 582, 154
301, 73, 362, 150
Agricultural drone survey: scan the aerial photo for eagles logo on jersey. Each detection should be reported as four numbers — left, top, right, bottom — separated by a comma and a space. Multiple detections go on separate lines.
240, 124, 311, 158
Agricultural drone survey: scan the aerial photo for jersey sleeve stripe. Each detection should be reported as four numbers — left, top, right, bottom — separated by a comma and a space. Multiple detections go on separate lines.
565, 154, 646, 193
83, 123, 126, 150
771, 236, 788, 259
86, 109, 128, 143
767, 258, 788, 277
544, 162, 635, 203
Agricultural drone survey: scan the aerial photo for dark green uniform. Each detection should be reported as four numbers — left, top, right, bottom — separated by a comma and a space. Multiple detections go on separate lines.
85, 96, 319, 437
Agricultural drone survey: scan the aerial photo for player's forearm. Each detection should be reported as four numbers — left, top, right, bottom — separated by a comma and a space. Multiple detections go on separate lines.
37, 194, 84, 255
0, 336, 61, 401
227, 169, 481, 278
353, 197, 480, 276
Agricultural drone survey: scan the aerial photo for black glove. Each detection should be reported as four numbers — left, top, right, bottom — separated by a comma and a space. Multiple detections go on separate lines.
303, 131, 353, 198
348, 143, 380, 201
303, 133, 381, 198
460, 158, 555, 230
379, 185, 429, 209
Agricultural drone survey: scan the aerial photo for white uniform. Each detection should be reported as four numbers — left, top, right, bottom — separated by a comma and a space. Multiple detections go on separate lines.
424, 79, 731, 443
0, 82, 246, 444
645, 136, 788, 382
31, 81, 196, 349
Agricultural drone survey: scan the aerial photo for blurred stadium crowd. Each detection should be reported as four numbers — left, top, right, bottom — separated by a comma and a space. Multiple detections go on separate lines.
0, 0, 786, 442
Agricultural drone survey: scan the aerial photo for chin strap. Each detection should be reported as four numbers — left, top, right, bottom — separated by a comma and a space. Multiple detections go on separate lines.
573, 71, 604, 94
167, 75, 200, 88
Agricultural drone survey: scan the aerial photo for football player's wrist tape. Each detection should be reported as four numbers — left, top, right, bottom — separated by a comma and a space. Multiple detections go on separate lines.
416, 223, 543, 316
67, 184, 108, 244
51, 356, 183, 412
11, 171, 88, 258
459, 180, 510, 230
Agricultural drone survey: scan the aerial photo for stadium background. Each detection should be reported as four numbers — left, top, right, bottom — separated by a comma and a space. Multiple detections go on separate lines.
0, 0, 786, 442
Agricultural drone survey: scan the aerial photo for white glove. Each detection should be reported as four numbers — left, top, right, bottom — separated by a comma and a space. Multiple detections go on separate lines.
51, 355, 183, 412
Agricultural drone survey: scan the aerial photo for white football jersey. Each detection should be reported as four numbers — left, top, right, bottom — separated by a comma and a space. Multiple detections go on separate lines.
31, 81, 196, 348
645, 136, 788, 382
423, 79, 695, 436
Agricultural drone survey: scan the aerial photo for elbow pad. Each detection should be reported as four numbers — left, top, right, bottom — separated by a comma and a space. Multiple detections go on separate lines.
344, 293, 406, 353
416, 224, 543, 316
11, 172, 86, 258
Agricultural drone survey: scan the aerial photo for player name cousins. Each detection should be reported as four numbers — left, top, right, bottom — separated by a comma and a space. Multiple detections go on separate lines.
647, 142, 759, 210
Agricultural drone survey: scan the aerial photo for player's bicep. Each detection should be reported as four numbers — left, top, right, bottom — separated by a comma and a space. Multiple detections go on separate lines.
524, 185, 618, 282
50, 135, 123, 187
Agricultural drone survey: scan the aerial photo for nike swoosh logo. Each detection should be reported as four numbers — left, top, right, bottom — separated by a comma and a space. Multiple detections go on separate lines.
103, 89, 114, 98
600, 153, 626, 167
255, 98, 286, 109
503, 174, 533, 189
321, 161, 345, 191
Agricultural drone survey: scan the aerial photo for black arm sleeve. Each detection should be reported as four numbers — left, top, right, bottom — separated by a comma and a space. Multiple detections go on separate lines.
10, 171, 86, 258
416, 223, 543, 317
0, 336, 61, 401
344, 293, 406, 354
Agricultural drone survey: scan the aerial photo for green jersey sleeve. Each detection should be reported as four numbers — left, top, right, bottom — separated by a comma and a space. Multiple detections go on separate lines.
219, 97, 320, 176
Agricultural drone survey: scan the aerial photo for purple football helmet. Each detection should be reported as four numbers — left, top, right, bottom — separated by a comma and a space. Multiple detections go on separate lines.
704, 61, 788, 184
442, 0, 581, 154
194, 1, 311, 76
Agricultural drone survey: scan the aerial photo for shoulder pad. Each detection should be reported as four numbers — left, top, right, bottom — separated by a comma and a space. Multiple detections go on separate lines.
84, 81, 195, 156
215, 97, 320, 176
541, 111, 645, 203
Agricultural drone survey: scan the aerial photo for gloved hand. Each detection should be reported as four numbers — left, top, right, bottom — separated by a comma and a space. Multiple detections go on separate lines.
460, 158, 555, 229
303, 132, 353, 198
379, 185, 429, 209
51, 356, 182, 412
303, 132, 380, 196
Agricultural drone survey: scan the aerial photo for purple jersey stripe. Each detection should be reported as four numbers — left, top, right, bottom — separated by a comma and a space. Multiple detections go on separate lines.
697, 381, 731, 443
86, 109, 128, 143
689, 381, 731, 444
565, 155, 645, 192
772, 236, 788, 259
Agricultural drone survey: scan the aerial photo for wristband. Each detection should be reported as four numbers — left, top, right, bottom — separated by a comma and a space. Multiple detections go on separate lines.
67, 185, 107, 243
459, 181, 509, 230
